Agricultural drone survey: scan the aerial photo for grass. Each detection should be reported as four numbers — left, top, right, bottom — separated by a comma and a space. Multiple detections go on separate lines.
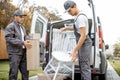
0, 60, 43, 80
109, 60, 120, 76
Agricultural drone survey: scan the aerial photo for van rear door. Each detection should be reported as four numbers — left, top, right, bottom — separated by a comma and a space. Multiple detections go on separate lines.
30, 8, 48, 63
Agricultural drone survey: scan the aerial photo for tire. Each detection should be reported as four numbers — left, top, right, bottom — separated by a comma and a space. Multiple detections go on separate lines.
99, 72, 107, 80
99, 60, 107, 80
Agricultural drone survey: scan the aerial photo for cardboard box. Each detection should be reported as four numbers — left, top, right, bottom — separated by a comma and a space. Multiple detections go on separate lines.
26, 33, 40, 70
29, 33, 40, 40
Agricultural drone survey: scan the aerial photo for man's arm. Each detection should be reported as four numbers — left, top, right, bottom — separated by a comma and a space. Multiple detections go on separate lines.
5, 24, 24, 47
60, 26, 74, 32
74, 27, 86, 52
71, 27, 86, 61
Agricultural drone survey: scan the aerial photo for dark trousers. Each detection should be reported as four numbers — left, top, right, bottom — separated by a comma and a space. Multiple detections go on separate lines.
8, 49, 29, 80
78, 38, 92, 80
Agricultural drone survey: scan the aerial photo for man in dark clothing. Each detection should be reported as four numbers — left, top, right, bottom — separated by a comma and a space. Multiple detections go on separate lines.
5, 9, 32, 80
61, 1, 92, 80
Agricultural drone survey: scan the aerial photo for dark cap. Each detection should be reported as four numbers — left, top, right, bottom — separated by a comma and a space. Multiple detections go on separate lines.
64, 0, 76, 13
14, 10, 27, 16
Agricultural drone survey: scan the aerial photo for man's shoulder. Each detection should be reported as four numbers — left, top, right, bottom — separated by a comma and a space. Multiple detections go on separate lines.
78, 13, 87, 19
75, 13, 87, 22
6, 22, 15, 29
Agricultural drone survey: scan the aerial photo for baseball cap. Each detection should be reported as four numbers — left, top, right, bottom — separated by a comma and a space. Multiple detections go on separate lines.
14, 10, 27, 16
64, 0, 76, 13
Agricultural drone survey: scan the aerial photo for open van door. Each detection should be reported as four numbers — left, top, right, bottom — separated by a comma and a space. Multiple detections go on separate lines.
30, 8, 48, 65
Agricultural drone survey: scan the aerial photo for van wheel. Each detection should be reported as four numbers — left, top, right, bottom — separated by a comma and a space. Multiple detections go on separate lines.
99, 62, 107, 80
99, 73, 107, 80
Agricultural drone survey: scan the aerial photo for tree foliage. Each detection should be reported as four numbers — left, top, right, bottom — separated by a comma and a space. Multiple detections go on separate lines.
40, 6, 62, 21
0, 0, 62, 34
113, 42, 120, 57
0, 1, 17, 28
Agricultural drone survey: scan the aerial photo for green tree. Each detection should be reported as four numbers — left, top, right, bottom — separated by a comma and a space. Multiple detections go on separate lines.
106, 54, 113, 59
0, 0, 62, 33
113, 42, 120, 57
0, 0, 17, 28
40, 6, 62, 21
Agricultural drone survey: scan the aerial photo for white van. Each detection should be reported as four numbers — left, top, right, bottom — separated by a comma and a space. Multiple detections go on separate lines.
30, 0, 108, 80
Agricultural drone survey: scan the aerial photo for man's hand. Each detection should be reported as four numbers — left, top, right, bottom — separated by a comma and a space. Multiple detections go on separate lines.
70, 51, 78, 62
60, 27, 66, 32
24, 40, 32, 49
60, 26, 74, 32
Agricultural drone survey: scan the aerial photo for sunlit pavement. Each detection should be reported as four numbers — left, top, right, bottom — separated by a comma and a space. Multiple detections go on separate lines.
29, 76, 38, 80
107, 61, 120, 80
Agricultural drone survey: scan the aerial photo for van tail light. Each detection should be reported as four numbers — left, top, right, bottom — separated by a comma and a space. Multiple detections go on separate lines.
91, 69, 97, 73
98, 26, 103, 48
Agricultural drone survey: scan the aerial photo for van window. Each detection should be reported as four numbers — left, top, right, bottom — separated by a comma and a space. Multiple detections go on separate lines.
35, 20, 43, 37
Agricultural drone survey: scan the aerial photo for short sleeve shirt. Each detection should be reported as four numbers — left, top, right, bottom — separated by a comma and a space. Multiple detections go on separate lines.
74, 13, 88, 35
